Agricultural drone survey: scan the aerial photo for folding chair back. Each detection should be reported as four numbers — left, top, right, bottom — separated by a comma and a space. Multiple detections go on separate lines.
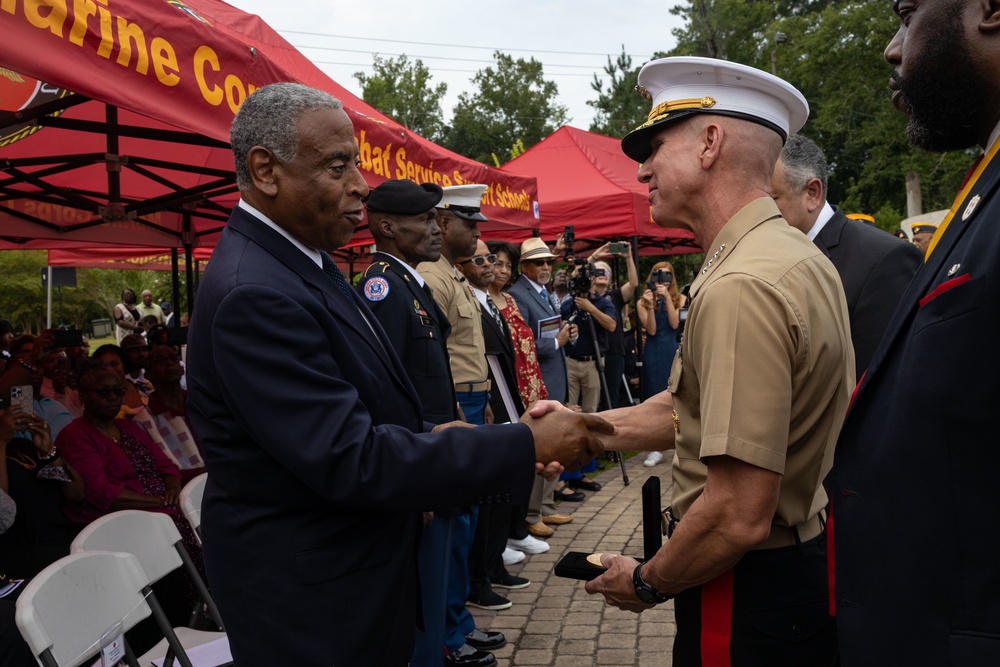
72, 510, 182, 583
15, 551, 150, 667
70, 509, 227, 663
179, 473, 207, 543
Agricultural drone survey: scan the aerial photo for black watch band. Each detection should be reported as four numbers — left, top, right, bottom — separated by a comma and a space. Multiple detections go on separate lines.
632, 562, 672, 605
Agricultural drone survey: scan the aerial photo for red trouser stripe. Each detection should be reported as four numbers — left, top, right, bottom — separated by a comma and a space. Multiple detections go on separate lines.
700, 568, 735, 667
827, 503, 836, 617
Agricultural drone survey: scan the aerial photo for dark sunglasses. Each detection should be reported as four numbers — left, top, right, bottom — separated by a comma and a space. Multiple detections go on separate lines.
526, 259, 554, 267
460, 254, 497, 267
83, 386, 127, 398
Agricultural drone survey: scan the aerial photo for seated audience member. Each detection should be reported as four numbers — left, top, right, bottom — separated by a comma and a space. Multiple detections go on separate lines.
92, 343, 147, 414
140, 315, 161, 336
40, 352, 83, 419
121, 334, 154, 399
134, 346, 204, 481
147, 324, 169, 347
58, 362, 207, 648
0, 320, 13, 360
5, 336, 73, 441
58, 363, 184, 523
146, 325, 187, 390
0, 402, 84, 580
65, 334, 90, 365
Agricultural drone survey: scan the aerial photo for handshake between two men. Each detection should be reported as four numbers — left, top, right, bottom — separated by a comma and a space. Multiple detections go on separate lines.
433, 399, 617, 479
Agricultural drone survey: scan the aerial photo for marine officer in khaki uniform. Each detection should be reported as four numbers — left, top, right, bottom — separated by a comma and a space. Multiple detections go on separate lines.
580, 57, 855, 666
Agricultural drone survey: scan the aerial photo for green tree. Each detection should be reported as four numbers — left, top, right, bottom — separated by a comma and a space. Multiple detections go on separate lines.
586, 48, 649, 139
0, 250, 186, 334
444, 52, 568, 165
775, 1, 972, 227
354, 54, 448, 142
664, 0, 971, 230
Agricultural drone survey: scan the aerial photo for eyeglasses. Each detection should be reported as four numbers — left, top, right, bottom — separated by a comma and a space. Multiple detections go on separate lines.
82, 386, 127, 398
526, 259, 554, 267
459, 254, 497, 267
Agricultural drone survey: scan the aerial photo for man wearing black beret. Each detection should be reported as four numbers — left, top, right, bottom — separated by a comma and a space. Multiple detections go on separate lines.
359, 179, 506, 667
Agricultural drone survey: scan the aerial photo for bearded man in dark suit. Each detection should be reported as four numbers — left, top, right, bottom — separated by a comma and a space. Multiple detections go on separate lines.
831, 1, 1000, 662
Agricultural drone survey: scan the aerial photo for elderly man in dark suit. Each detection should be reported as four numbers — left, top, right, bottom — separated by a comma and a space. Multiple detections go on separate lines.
186, 82, 609, 667
770, 134, 922, 376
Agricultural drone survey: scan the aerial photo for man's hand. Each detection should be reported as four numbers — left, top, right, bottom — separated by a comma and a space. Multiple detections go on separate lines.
521, 404, 613, 470
585, 554, 654, 613
555, 322, 572, 347
431, 420, 476, 433
574, 296, 598, 315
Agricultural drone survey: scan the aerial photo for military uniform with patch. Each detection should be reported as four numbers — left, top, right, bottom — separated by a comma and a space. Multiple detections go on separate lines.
358, 251, 459, 425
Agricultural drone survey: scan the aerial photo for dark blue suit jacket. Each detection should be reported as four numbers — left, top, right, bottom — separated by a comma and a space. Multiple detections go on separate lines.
186, 207, 535, 666
508, 275, 568, 402
832, 157, 1000, 664
813, 206, 921, 377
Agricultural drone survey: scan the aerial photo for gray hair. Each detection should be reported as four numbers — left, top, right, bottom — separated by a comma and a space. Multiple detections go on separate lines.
230, 83, 343, 191
780, 134, 828, 196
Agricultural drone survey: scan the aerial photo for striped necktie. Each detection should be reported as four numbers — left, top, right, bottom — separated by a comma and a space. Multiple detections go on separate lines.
485, 294, 504, 329
321, 253, 355, 299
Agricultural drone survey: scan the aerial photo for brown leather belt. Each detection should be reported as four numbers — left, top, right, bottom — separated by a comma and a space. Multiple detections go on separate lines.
455, 379, 491, 393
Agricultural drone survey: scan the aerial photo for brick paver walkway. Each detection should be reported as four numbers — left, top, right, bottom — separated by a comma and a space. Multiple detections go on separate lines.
470, 453, 677, 666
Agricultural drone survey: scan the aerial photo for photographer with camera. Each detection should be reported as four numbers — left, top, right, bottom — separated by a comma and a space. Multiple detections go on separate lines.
585, 242, 639, 408
560, 262, 617, 415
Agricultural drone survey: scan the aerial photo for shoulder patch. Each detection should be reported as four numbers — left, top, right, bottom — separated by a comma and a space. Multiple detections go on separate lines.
363, 276, 390, 301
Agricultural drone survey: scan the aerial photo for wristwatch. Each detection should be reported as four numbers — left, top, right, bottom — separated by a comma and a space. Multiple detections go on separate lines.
632, 562, 672, 605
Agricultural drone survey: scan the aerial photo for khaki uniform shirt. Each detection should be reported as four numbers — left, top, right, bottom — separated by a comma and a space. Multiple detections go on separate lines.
417, 256, 488, 385
668, 197, 855, 529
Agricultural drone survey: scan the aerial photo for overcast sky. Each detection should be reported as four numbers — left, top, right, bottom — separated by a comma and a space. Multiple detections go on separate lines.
232, 0, 686, 130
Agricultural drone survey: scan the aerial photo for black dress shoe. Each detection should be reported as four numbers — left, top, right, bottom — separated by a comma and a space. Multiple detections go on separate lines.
491, 573, 530, 590
569, 478, 602, 492
554, 488, 585, 503
467, 589, 512, 610
466, 627, 507, 651
445, 643, 497, 666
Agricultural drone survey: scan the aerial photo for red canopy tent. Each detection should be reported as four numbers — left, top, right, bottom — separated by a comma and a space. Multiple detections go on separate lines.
0, 0, 539, 267
501, 125, 699, 255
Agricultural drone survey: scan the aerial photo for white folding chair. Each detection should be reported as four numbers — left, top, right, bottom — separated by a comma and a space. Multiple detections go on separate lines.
71, 510, 226, 667
179, 473, 207, 545
16, 551, 151, 667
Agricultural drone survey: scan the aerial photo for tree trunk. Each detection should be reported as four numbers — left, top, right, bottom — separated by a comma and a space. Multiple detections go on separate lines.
906, 171, 922, 217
